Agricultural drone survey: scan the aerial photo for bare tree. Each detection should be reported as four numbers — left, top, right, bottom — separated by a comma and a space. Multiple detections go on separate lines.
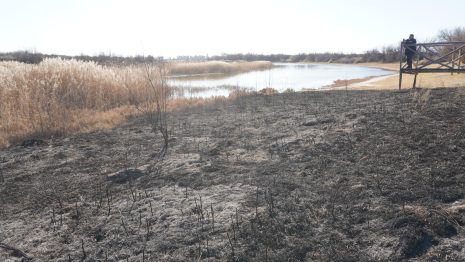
438, 27, 465, 42
436, 27, 465, 64
142, 59, 171, 158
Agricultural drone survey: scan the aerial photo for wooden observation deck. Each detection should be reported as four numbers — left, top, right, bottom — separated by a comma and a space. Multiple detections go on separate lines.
399, 41, 465, 89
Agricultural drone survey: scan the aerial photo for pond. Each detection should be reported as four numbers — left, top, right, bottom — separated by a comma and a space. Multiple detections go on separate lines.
169, 63, 394, 98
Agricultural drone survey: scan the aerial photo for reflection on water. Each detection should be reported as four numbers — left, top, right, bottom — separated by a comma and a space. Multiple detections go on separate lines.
172, 87, 231, 98
170, 63, 393, 98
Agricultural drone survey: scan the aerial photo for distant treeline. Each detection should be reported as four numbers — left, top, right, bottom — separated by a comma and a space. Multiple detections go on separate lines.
209, 46, 400, 63
0, 51, 163, 65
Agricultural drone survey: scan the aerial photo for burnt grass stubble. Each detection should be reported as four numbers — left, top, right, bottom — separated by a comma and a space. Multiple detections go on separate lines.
1, 88, 465, 261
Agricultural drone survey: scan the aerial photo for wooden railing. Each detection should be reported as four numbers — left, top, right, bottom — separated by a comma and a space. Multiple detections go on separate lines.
399, 41, 465, 89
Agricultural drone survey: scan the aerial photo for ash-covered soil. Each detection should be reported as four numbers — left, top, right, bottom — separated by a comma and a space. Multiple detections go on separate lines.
1, 88, 465, 261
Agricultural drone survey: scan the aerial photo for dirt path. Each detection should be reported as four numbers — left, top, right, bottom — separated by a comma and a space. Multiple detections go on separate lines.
1, 88, 465, 261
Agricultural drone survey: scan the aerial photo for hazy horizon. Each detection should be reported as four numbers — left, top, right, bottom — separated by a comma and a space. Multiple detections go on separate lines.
2, 0, 465, 57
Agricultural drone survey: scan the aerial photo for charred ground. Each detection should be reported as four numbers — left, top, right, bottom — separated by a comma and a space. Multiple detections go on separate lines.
1, 88, 465, 261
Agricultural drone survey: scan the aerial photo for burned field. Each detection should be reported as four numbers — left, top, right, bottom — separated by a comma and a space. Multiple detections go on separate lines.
1, 88, 465, 261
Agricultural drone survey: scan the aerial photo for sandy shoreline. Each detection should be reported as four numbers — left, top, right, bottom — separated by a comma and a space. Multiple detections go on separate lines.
324, 62, 398, 90
328, 74, 397, 90
329, 62, 465, 90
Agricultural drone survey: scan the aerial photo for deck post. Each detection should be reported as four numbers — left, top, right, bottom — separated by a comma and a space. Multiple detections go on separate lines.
459, 48, 462, 72
399, 41, 403, 90
459, 47, 462, 74
452, 45, 455, 76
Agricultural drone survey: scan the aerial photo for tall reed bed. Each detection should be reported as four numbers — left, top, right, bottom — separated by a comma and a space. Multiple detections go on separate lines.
170, 61, 273, 75
0, 58, 166, 147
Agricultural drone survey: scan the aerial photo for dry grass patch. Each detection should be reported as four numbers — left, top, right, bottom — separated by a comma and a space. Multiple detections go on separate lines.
168, 96, 228, 111
170, 60, 272, 76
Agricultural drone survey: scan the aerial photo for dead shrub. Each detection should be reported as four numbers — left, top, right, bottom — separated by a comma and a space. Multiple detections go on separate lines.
259, 87, 278, 95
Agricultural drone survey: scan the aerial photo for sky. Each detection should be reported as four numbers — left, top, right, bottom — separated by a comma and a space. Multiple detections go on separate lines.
1, 0, 464, 57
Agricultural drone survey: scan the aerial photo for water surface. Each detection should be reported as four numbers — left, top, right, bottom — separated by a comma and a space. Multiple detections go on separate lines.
170, 63, 394, 98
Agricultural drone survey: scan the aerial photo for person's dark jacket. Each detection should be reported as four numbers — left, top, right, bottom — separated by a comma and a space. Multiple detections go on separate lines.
404, 38, 417, 55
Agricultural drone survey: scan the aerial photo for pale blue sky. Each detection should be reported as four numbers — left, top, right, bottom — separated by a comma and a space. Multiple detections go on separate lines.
1, 0, 464, 57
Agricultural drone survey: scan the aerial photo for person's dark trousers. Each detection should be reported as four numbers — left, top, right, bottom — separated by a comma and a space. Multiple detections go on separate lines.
407, 55, 413, 69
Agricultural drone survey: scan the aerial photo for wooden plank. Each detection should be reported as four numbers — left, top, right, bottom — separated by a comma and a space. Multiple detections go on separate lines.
402, 68, 465, 73
416, 41, 465, 46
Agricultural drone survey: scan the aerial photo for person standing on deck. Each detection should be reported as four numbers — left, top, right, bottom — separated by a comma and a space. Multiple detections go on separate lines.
404, 34, 417, 69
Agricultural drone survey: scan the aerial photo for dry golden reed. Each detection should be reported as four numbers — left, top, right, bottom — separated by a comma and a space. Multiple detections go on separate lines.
0, 58, 164, 147
170, 61, 272, 75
